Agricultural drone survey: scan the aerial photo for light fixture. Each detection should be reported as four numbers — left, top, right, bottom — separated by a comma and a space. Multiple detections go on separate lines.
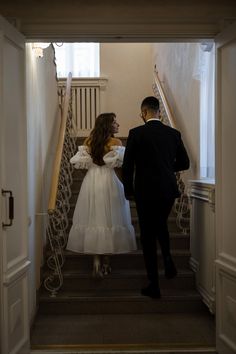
32, 43, 51, 58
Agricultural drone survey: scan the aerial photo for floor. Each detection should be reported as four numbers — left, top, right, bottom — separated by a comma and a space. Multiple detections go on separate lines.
30, 312, 215, 351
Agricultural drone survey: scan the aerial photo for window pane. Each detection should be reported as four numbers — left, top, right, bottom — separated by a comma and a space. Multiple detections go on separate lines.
53, 43, 100, 78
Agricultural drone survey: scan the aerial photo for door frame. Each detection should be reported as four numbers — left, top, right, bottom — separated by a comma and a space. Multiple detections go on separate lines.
215, 20, 236, 354
1, 13, 236, 353
0, 15, 30, 354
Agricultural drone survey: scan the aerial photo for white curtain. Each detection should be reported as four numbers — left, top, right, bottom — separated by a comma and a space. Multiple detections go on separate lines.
53, 43, 100, 78
199, 43, 215, 179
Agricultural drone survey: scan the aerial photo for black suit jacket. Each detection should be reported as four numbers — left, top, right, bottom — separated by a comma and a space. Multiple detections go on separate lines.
122, 120, 190, 201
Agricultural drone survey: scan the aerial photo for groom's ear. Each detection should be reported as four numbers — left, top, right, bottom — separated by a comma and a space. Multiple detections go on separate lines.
141, 108, 147, 118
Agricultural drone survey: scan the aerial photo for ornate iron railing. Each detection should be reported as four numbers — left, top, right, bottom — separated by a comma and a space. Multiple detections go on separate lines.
44, 72, 77, 296
153, 69, 190, 234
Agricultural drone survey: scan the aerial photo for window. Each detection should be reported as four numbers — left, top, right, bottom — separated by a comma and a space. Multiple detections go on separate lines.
53, 43, 100, 78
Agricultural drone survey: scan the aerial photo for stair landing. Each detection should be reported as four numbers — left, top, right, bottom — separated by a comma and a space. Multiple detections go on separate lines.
30, 312, 216, 352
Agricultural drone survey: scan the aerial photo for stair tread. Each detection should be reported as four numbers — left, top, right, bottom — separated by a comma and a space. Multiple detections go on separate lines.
64, 249, 191, 257
39, 289, 202, 301
58, 268, 192, 276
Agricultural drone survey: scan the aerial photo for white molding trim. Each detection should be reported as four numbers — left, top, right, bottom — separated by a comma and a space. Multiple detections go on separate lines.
189, 257, 199, 273
219, 334, 236, 353
23, 22, 219, 42
215, 20, 236, 49
3, 260, 31, 285
0, 15, 25, 47
58, 77, 108, 89
198, 285, 215, 314
189, 179, 215, 211
190, 257, 215, 313
216, 254, 236, 274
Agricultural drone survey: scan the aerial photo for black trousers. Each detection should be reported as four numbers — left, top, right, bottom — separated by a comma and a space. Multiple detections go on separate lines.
135, 196, 175, 285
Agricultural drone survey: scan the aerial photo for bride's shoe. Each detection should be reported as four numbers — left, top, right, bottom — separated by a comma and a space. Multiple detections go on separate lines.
102, 264, 112, 275
93, 255, 103, 278
102, 256, 111, 276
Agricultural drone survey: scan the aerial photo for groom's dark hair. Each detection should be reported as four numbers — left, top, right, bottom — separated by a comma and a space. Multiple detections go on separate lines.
141, 96, 160, 112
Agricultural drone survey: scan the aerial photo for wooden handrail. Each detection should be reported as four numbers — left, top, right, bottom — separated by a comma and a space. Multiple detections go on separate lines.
48, 72, 72, 213
153, 70, 176, 129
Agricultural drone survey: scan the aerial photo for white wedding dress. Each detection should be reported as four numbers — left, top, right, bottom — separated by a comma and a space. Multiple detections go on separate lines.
66, 145, 137, 254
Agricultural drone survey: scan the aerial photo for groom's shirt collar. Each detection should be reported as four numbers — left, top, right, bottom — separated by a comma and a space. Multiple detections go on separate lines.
146, 118, 161, 122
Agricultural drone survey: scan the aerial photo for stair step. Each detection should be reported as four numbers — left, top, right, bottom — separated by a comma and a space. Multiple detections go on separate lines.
131, 216, 184, 233
30, 348, 217, 354
129, 233, 190, 251
61, 250, 191, 272
38, 289, 206, 315
55, 269, 195, 291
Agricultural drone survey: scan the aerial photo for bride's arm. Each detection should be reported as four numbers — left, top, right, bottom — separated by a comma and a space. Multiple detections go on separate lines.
112, 139, 123, 181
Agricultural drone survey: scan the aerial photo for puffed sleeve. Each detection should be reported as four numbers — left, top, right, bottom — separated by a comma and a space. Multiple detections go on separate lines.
103, 146, 125, 168
70, 145, 92, 169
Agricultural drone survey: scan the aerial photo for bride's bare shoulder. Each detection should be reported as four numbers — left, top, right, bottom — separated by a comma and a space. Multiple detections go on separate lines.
108, 137, 122, 147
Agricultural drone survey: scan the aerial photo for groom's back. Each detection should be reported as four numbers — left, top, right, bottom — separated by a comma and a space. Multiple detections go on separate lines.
130, 121, 182, 199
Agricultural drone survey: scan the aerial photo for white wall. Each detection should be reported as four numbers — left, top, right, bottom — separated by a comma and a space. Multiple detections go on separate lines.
152, 43, 201, 179
26, 44, 60, 322
100, 43, 153, 136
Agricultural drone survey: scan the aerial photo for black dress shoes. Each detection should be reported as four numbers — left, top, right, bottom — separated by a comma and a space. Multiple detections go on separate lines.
141, 284, 161, 299
164, 256, 177, 279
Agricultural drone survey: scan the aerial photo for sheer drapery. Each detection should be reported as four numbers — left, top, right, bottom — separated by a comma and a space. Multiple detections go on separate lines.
194, 43, 215, 179
199, 43, 215, 179
53, 43, 100, 78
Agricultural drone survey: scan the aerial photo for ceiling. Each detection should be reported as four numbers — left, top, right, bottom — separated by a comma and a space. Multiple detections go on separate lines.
0, 0, 236, 41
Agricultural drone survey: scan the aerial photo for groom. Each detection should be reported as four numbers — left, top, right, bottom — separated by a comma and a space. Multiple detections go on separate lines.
122, 96, 190, 298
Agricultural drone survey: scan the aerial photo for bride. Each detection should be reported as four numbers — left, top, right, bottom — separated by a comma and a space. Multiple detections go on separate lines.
66, 112, 137, 277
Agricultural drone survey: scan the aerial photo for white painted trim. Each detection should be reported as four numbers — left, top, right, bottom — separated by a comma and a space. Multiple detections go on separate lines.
6, 253, 29, 272
188, 180, 215, 210
3, 260, 31, 285
189, 181, 215, 201
24, 22, 219, 42
219, 334, 236, 353
215, 21, 236, 49
189, 179, 215, 186
214, 22, 236, 351
0, 15, 24, 47
58, 77, 108, 88
215, 258, 236, 277
198, 285, 215, 314
3, 273, 30, 354
189, 257, 199, 273
190, 257, 216, 314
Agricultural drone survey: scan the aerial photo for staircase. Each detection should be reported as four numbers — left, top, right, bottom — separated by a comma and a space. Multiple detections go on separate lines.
33, 138, 216, 353
39, 138, 201, 313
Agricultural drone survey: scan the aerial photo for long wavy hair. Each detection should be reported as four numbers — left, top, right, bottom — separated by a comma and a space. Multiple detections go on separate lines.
86, 113, 116, 166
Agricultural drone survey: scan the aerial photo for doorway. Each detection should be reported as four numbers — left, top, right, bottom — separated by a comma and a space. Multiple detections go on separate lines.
28, 41, 216, 352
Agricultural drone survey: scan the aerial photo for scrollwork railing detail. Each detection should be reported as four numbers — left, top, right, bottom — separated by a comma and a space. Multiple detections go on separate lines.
153, 69, 190, 233
44, 73, 77, 296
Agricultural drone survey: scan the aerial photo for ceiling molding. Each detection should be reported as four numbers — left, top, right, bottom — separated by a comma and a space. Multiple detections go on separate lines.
1, 0, 236, 41
21, 21, 221, 42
